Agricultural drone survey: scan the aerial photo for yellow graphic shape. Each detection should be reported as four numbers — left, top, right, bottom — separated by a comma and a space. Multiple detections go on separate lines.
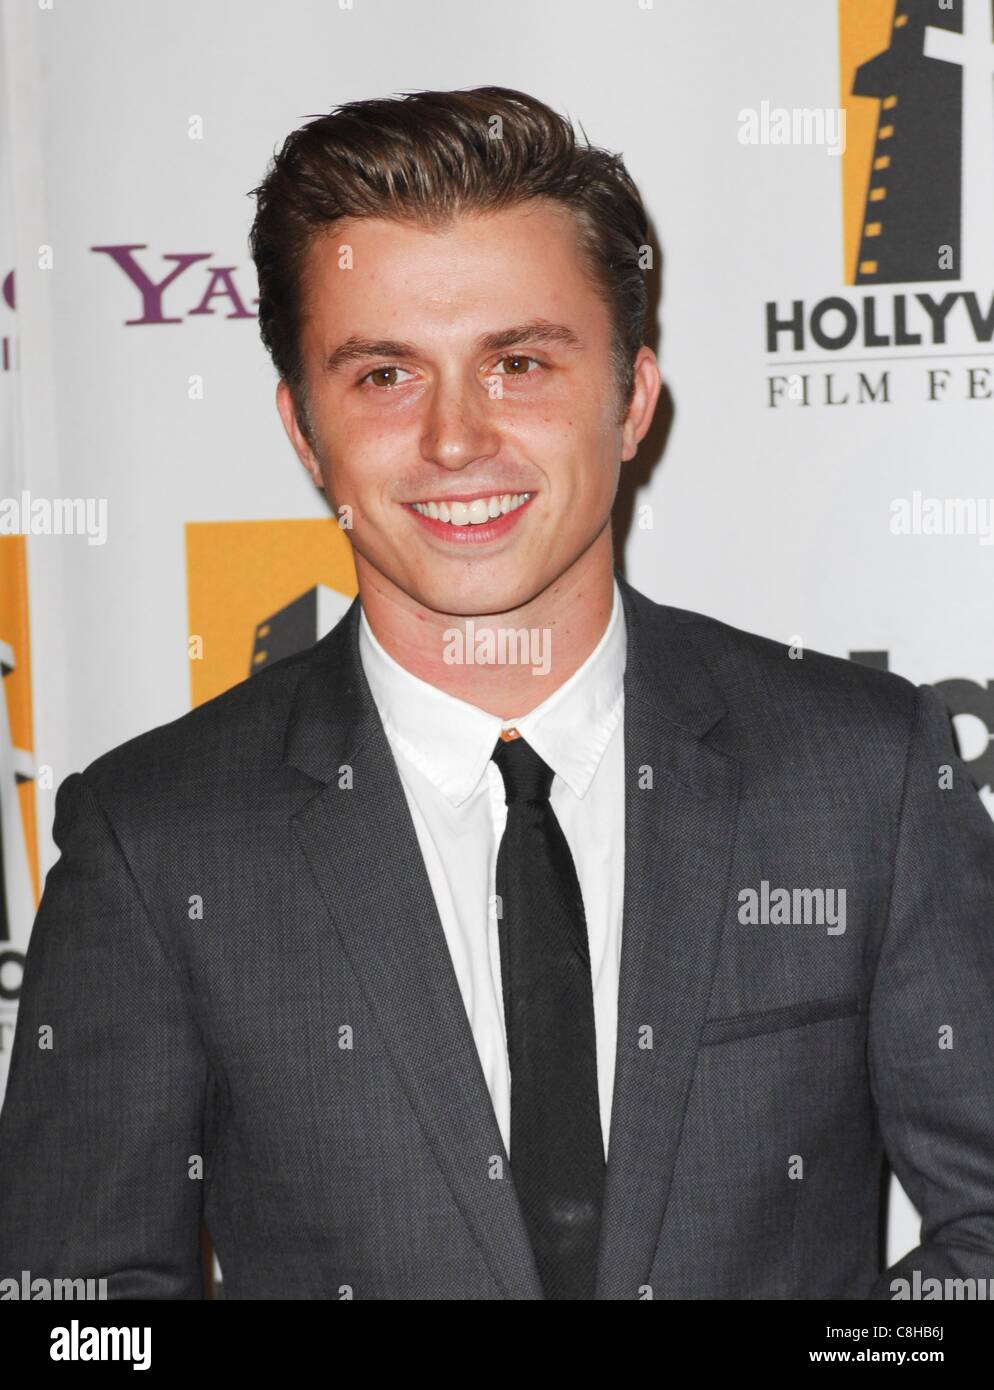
839, 0, 898, 283
0, 536, 39, 904
185, 519, 356, 708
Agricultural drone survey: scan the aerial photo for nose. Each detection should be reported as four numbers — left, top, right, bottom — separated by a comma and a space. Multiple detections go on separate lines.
419, 369, 502, 472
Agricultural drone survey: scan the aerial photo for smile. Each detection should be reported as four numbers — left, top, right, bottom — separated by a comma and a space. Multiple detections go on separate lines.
404, 491, 536, 544
409, 492, 532, 525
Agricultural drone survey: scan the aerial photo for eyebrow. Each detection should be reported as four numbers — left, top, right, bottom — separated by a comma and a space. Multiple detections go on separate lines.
321, 319, 584, 375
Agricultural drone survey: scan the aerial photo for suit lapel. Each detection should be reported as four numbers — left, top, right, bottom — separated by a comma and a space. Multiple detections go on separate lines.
285, 598, 543, 1300
595, 575, 742, 1299
282, 574, 741, 1301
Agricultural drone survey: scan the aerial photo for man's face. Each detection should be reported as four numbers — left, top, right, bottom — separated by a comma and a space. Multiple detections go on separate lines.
278, 200, 658, 617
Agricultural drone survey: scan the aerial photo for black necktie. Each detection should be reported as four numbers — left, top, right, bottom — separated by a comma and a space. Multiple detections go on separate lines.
491, 732, 605, 1300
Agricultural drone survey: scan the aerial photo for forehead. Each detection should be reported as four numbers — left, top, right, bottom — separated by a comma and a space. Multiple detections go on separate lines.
298, 201, 607, 340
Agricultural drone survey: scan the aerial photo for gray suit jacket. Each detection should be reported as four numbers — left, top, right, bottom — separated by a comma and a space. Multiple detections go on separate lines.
2, 572, 993, 1299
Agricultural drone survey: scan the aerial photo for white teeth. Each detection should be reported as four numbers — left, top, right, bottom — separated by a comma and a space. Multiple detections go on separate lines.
411, 492, 531, 524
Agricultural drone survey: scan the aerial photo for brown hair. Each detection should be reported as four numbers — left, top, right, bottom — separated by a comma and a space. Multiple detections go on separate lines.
249, 85, 650, 434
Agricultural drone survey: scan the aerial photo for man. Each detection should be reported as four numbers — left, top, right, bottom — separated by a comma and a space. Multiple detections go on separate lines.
1, 86, 993, 1301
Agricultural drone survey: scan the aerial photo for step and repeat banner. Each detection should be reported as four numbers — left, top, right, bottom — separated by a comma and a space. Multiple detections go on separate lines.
2, 0, 993, 1276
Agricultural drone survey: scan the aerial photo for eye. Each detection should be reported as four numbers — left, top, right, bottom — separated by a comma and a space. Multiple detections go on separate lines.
489, 354, 542, 378
359, 364, 416, 390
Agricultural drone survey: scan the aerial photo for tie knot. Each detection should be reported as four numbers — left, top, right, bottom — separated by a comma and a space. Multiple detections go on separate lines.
491, 734, 555, 803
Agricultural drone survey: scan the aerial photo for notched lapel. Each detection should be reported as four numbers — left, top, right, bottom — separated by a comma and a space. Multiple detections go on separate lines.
282, 578, 742, 1301
596, 577, 742, 1300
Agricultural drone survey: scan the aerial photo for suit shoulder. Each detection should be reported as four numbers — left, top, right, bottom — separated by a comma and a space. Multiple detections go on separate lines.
77, 638, 324, 798
657, 601, 920, 729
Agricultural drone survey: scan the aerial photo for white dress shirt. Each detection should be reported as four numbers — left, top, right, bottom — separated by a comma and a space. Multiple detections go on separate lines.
357, 578, 627, 1159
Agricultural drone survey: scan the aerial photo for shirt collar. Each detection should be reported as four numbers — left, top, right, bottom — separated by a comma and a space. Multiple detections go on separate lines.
358, 576, 627, 807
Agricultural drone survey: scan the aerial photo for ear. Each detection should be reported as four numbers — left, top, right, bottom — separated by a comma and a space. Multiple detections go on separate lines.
276, 379, 323, 488
620, 347, 662, 462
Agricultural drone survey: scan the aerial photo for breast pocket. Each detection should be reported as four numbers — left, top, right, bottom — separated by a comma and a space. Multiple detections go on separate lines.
699, 994, 862, 1046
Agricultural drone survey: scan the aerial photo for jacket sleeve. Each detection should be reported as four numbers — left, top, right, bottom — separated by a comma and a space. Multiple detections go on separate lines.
0, 771, 210, 1299
867, 683, 994, 1298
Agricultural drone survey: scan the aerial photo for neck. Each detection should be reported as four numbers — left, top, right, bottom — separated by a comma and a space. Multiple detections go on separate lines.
356, 528, 616, 718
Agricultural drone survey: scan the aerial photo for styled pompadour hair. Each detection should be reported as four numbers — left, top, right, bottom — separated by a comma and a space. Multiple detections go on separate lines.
249, 85, 650, 430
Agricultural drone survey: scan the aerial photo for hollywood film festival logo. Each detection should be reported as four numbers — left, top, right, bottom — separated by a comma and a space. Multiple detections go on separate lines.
744, 0, 994, 821
765, 0, 994, 409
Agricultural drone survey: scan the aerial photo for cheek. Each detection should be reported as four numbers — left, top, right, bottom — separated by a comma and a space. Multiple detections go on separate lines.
542, 403, 620, 472
321, 418, 395, 489
574, 421, 623, 511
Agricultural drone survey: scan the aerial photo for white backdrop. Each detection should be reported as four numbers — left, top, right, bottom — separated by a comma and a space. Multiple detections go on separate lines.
4, 0, 994, 1279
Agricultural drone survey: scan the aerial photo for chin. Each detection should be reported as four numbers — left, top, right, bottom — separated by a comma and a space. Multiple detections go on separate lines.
412, 569, 546, 620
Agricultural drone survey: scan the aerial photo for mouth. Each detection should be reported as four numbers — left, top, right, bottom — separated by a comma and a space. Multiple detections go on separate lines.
403, 491, 535, 544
